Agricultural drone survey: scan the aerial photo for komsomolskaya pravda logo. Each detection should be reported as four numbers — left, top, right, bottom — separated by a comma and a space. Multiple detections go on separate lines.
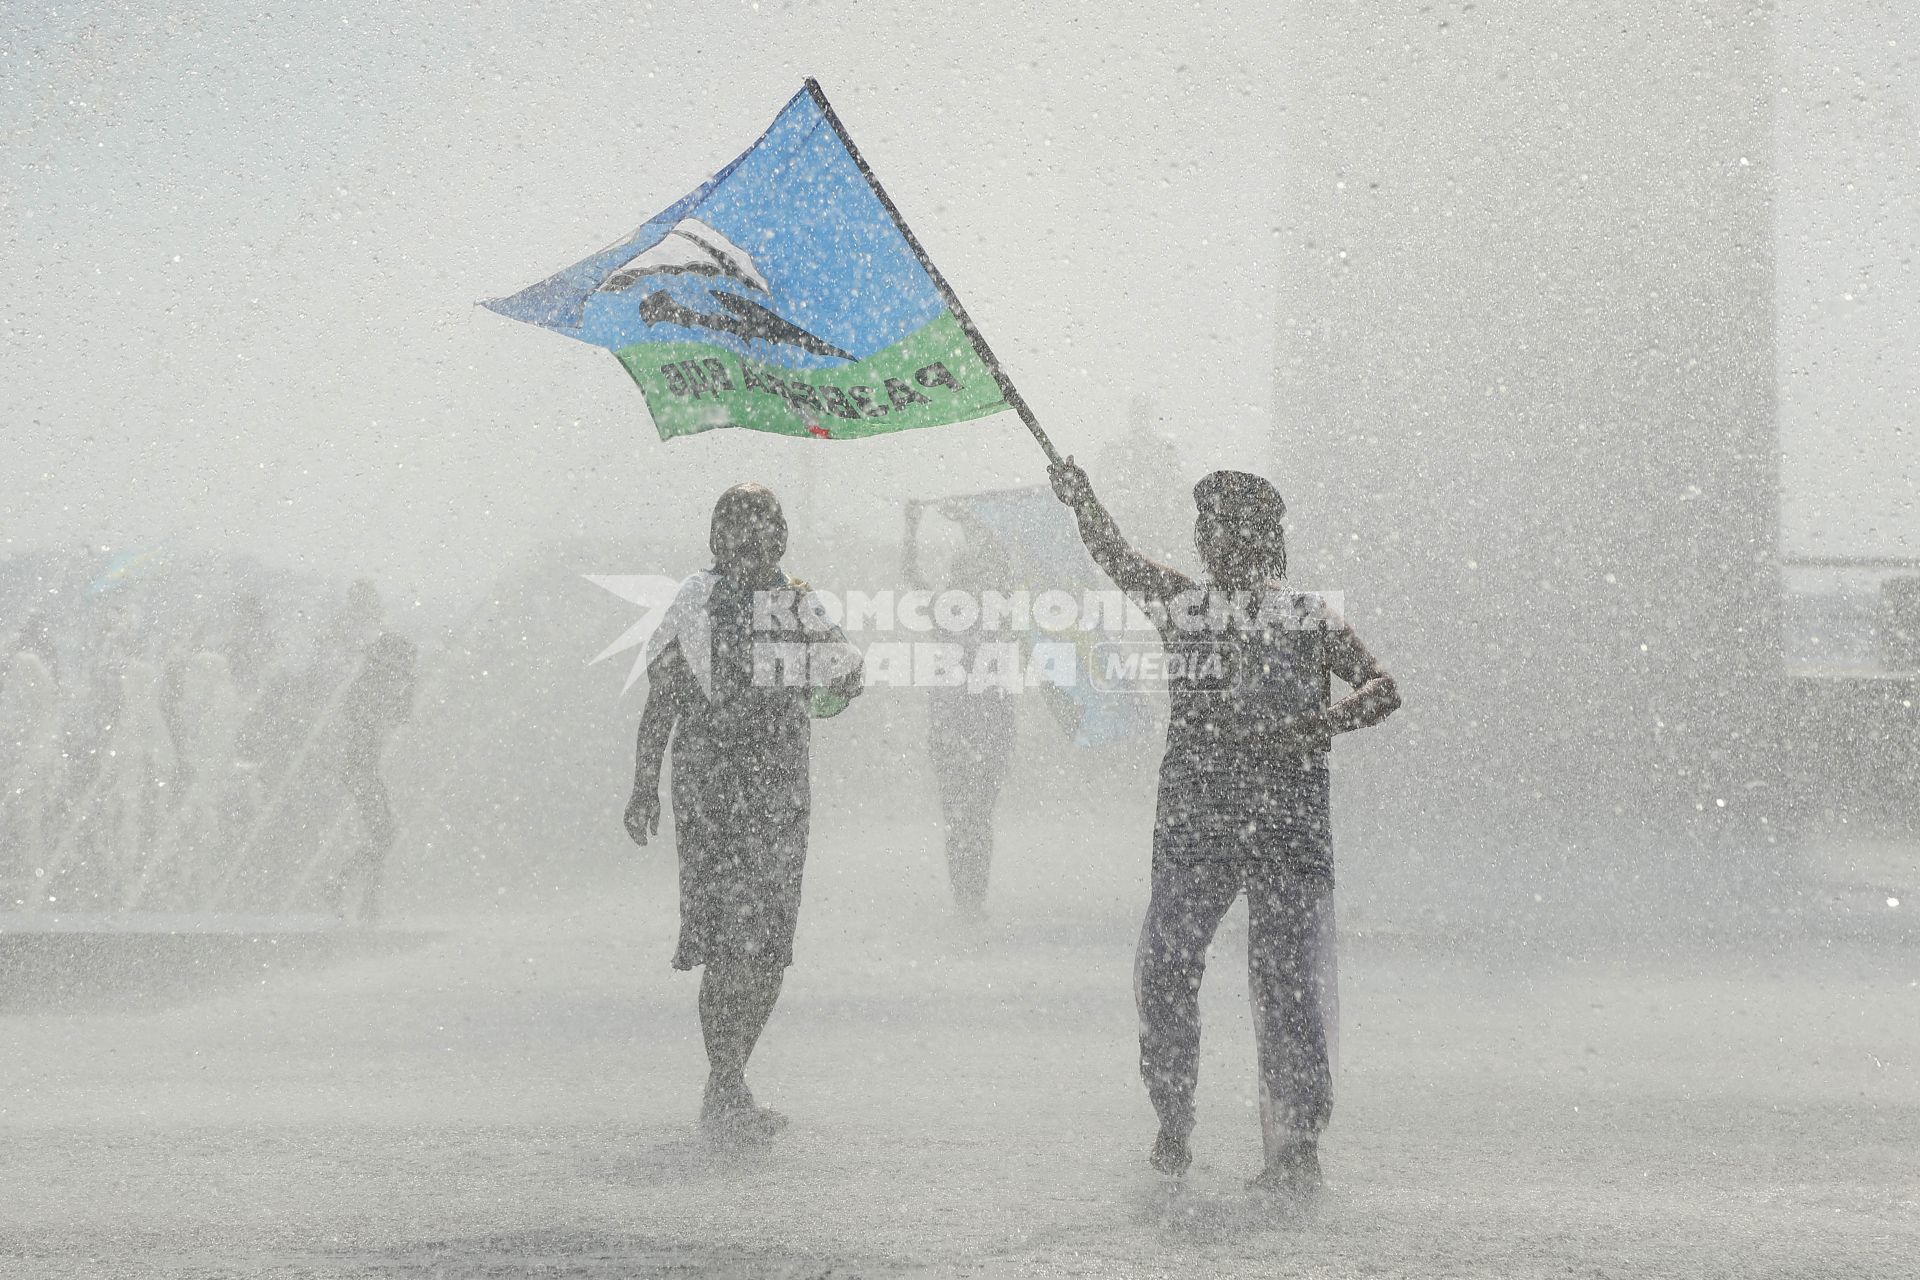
586, 577, 1347, 697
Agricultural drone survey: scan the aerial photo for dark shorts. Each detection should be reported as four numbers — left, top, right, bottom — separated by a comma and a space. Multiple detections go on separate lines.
671, 806, 808, 972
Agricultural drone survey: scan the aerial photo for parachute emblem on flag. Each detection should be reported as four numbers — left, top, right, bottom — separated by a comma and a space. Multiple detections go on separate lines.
483, 78, 1055, 458
596, 218, 856, 361
598, 219, 769, 293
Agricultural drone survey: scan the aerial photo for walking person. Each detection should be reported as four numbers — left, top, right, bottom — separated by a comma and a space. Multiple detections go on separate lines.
624, 484, 863, 1142
326, 631, 417, 923
1049, 457, 1400, 1196
903, 504, 1016, 917
0, 614, 63, 895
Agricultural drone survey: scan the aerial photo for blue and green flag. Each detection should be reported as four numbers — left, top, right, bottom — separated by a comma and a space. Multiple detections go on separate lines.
485, 81, 1021, 442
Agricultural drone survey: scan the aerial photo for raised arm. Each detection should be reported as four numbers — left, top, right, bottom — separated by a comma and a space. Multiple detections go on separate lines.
1322, 613, 1401, 736
1047, 456, 1190, 603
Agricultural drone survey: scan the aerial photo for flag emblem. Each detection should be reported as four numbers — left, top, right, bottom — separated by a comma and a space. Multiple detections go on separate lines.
485, 81, 1021, 443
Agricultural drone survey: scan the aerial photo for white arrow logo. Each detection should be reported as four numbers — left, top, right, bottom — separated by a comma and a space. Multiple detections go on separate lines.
583, 574, 683, 693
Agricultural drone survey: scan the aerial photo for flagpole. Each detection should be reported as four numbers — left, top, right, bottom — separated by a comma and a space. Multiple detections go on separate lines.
804, 79, 1064, 470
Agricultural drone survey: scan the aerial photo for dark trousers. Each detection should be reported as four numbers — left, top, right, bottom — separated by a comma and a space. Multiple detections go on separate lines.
343, 767, 395, 852
1135, 860, 1334, 1143
937, 773, 1000, 911
930, 700, 1010, 912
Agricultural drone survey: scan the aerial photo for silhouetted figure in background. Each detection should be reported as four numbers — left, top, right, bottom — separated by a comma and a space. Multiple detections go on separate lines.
0, 614, 63, 892
97, 628, 176, 909
204, 590, 282, 902
903, 504, 1016, 917
1, 611, 62, 789
223, 592, 276, 698
1050, 456, 1401, 1198
141, 646, 246, 910
625, 484, 863, 1143
226, 579, 388, 908
327, 631, 417, 923
61, 605, 133, 829
8, 611, 61, 690
50, 606, 140, 905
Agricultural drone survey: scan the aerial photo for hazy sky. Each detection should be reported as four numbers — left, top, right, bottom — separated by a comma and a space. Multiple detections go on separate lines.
1777, 0, 1920, 559
5, 0, 1916, 620
3, 0, 1291, 609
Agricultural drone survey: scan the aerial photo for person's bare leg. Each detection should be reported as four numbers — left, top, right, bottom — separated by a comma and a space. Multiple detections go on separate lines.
699, 959, 786, 1137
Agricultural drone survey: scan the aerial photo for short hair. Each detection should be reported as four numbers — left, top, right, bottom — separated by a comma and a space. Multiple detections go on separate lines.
1193, 469, 1287, 566
1194, 469, 1284, 523
709, 483, 787, 565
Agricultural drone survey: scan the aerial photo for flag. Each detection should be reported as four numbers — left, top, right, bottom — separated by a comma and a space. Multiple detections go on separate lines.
929, 486, 1156, 749
87, 547, 165, 598
485, 81, 1020, 443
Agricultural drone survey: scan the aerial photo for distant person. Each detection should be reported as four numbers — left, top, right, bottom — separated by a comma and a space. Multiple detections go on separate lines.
160, 624, 215, 801
0, 620, 64, 889
223, 591, 276, 698
0, 610, 61, 787
94, 627, 177, 910
232, 579, 388, 907
326, 631, 417, 923
47, 605, 141, 903
206, 590, 281, 899
237, 579, 375, 797
1049, 457, 1400, 1197
61, 605, 134, 821
9, 610, 61, 689
142, 647, 248, 910
341, 578, 385, 650
903, 505, 1016, 917
624, 484, 863, 1143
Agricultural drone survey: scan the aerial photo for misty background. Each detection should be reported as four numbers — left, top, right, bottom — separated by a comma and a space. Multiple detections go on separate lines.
8, 4, 1920, 1276
5, 1, 1917, 914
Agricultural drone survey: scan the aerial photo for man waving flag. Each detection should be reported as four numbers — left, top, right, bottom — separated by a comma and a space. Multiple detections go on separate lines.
486, 80, 1054, 455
